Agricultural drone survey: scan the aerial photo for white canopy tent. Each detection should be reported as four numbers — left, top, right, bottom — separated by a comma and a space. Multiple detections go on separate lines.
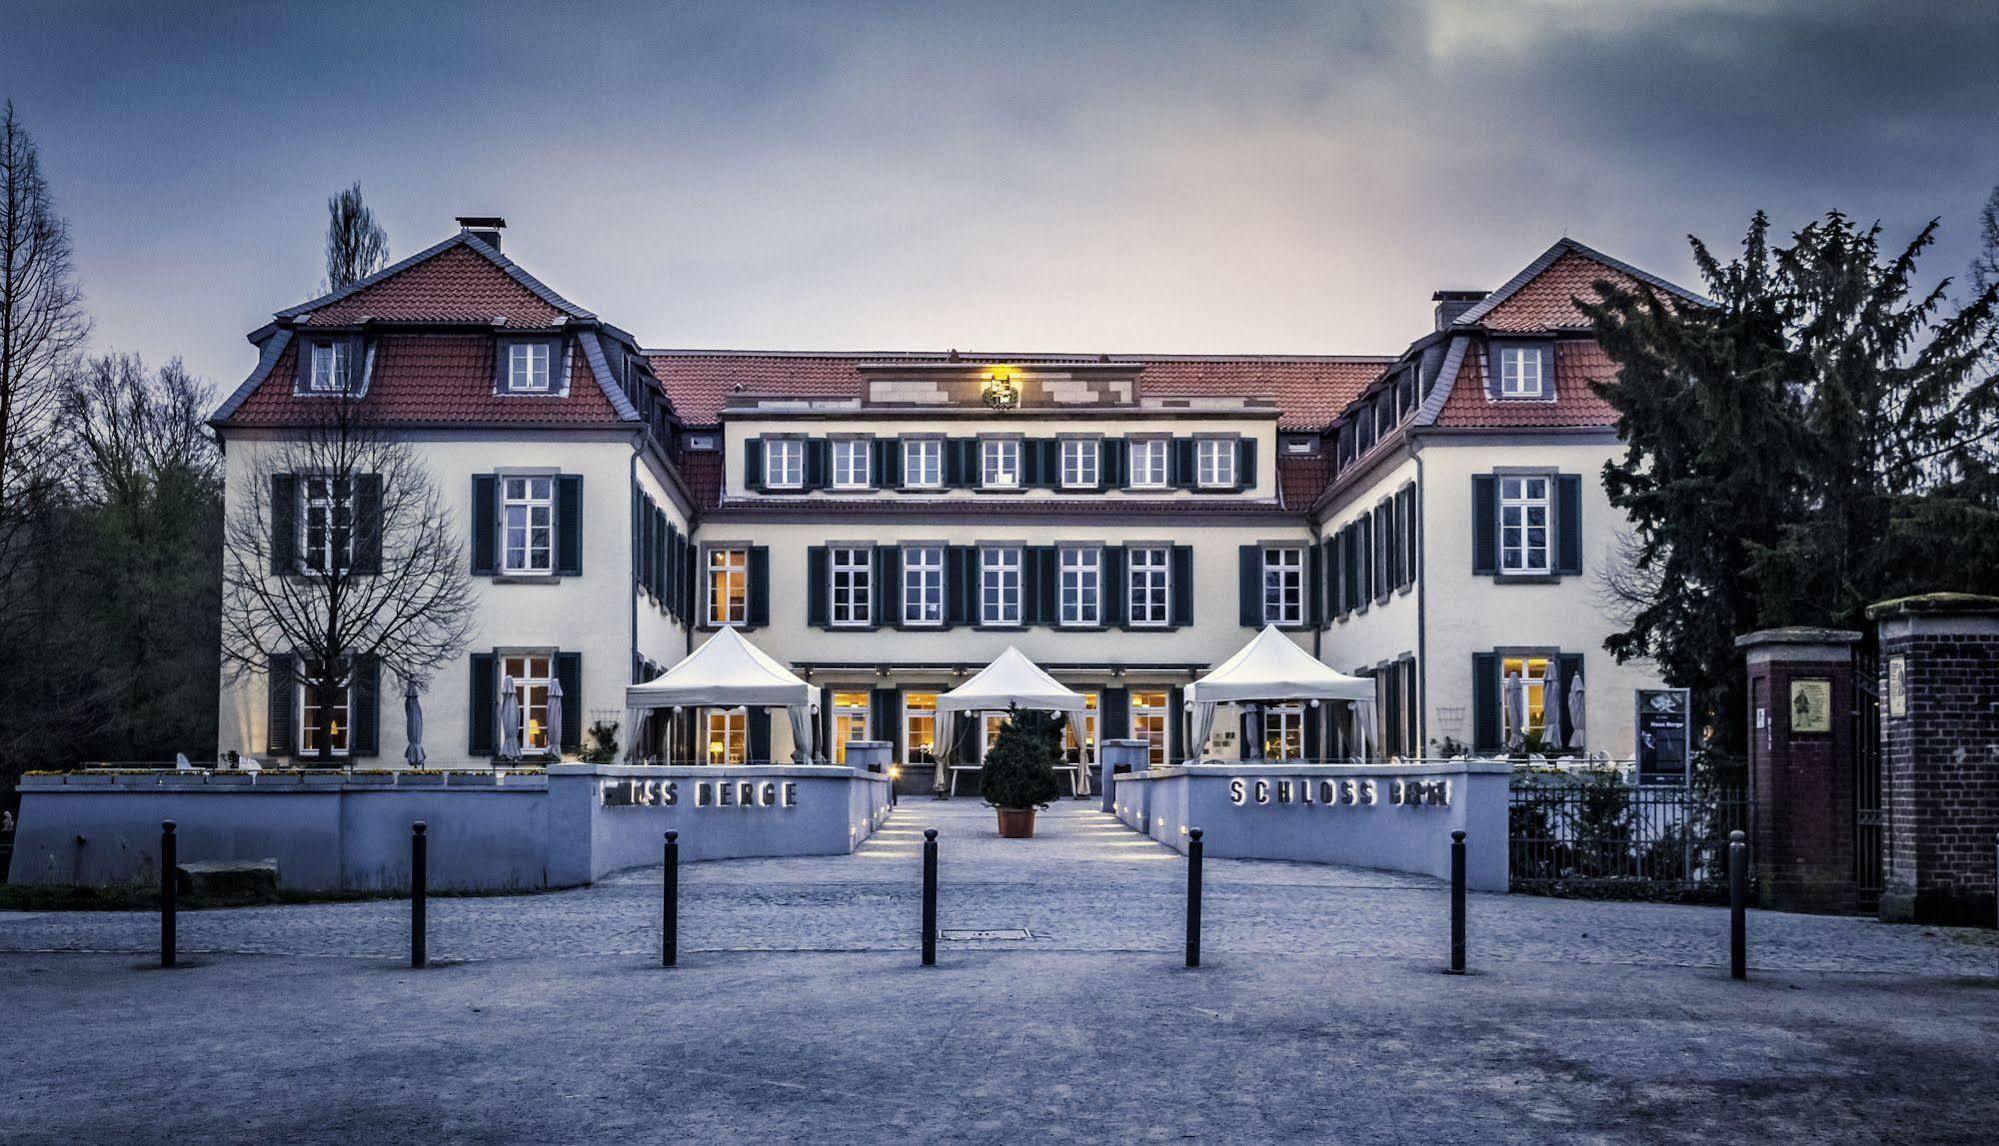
623, 626, 820, 764
1185, 626, 1379, 763
933, 646, 1091, 791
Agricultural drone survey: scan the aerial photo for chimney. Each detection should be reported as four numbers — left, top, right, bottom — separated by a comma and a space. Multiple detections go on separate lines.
456, 215, 507, 253
1432, 289, 1486, 331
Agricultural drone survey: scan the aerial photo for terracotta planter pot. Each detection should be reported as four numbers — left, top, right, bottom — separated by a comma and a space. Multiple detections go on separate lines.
995, 807, 1036, 838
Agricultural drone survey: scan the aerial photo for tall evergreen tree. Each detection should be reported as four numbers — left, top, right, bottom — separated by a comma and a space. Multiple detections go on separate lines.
323, 182, 389, 291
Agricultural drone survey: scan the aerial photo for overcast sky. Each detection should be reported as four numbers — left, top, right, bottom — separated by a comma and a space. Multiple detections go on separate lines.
4, 0, 1997, 391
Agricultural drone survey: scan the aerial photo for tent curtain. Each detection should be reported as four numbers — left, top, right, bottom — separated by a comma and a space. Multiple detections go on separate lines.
623, 708, 650, 762
1353, 699, 1376, 762
786, 705, 815, 764
1188, 702, 1219, 766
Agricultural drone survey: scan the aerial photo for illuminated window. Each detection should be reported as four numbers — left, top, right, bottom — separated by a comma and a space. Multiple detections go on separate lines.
903, 439, 943, 488
1060, 439, 1099, 488
705, 707, 747, 764
831, 439, 871, 490
1131, 690, 1170, 767
1499, 475, 1551, 573
707, 548, 748, 626
1128, 438, 1168, 488
831, 691, 871, 764
1196, 439, 1237, 488
981, 712, 1011, 756
296, 659, 351, 756
501, 476, 554, 575
981, 439, 1021, 489
980, 546, 1022, 626
829, 546, 872, 627
902, 546, 944, 626
764, 439, 804, 489
1500, 656, 1552, 744
1128, 546, 1170, 627
507, 343, 551, 392
501, 653, 553, 754
1263, 703, 1304, 760
1058, 546, 1100, 626
903, 692, 938, 764
299, 476, 352, 574
1064, 691, 1099, 762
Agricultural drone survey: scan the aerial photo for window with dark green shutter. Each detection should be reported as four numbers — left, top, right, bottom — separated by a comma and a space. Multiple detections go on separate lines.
1556, 473, 1583, 575
468, 652, 497, 755
1471, 474, 1497, 574
1471, 652, 1499, 754
556, 475, 583, 576
471, 475, 498, 575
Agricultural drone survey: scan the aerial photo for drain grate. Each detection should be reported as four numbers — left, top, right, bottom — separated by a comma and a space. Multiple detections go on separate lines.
939, 928, 1032, 941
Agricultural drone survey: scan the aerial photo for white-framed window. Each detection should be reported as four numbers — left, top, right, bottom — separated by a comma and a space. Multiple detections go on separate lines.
507, 343, 551, 392
830, 690, 871, 764
765, 439, 804, 489
707, 547, 748, 626
1262, 546, 1304, 625
501, 652, 554, 755
1132, 689, 1170, 768
296, 658, 351, 757
902, 545, 944, 626
1128, 439, 1168, 489
981, 712, 1011, 757
903, 691, 938, 764
705, 707, 747, 764
980, 546, 1022, 625
1196, 438, 1238, 488
1263, 702, 1305, 760
1128, 546, 1170, 627
1500, 655, 1553, 743
903, 438, 943, 489
501, 476, 555, 575
308, 341, 352, 393
1499, 475, 1551, 574
831, 439, 871, 490
1059, 439, 1099, 489
300, 476, 352, 574
830, 546, 872, 627
1064, 691, 1099, 763
1498, 346, 1547, 398
981, 439, 1021, 489
1058, 546, 1101, 627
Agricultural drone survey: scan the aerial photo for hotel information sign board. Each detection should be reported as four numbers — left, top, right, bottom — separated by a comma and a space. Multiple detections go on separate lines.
1634, 688, 1692, 786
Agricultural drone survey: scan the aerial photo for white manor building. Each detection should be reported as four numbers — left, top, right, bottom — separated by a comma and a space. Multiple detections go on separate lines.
210, 217, 1705, 780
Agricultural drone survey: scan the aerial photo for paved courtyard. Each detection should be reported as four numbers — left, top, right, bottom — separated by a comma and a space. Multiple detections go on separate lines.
3, 800, 1996, 1143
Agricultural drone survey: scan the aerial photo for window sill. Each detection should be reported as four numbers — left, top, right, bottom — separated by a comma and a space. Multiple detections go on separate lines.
1494, 573, 1560, 585
494, 573, 565, 585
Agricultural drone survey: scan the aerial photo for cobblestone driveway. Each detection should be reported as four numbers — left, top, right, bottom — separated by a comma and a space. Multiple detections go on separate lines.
2, 800, 1991, 975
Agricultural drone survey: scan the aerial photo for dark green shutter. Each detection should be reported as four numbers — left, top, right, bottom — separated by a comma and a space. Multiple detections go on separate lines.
1103, 547, 1126, 628
471, 475, 497, 575
1471, 474, 1497, 575
556, 652, 582, 753
748, 709, 772, 763
747, 547, 771, 627
1171, 438, 1196, 487
1100, 687, 1129, 740
805, 439, 830, 488
1034, 548, 1059, 624
1374, 503, 1390, 602
1307, 543, 1323, 626
1167, 686, 1185, 762
1102, 439, 1127, 487
946, 546, 975, 627
875, 546, 901, 627
945, 439, 972, 487
556, 474, 583, 576
743, 438, 765, 491
1357, 517, 1373, 603
1472, 652, 1499, 753
1238, 546, 1262, 627
1321, 539, 1337, 621
872, 688, 900, 745
1303, 702, 1322, 762
350, 655, 380, 756
806, 546, 829, 628
266, 653, 294, 754
270, 474, 297, 574
352, 474, 383, 574
1170, 546, 1194, 627
1237, 438, 1258, 490
1556, 473, 1583, 575
1381, 667, 1400, 757
468, 652, 496, 755
877, 438, 902, 488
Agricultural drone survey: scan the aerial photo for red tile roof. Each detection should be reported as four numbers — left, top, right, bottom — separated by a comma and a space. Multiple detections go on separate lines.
301, 244, 572, 328
645, 351, 1389, 430
1476, 248, 1682, 333
1277, 452, 1331, 509
222, 335, 624, 427
677, 451, 724, 508
1432, 339, 1622, 429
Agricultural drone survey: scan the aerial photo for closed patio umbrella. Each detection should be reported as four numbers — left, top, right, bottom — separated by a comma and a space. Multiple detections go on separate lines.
1504, 671, 1527, 751
403, 679, 427, 766
1543, 660, 1562, 749
498, 674, 521, 761
545, 675, 564, 760
1565, 672, 1587, 749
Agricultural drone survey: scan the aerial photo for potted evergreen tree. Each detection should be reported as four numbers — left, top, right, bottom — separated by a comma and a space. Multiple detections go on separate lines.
980, 705, 1064, 838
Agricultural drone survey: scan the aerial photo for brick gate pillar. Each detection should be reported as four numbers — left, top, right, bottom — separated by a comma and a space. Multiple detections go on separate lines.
1735, 627, 1861, 912
1866, 594, 1999, 926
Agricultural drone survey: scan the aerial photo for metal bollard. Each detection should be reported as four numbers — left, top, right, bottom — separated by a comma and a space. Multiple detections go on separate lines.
1449, 829, 1467, 974
921, 828, 938, 967
1729, 829, 1747, 980
411, 821, 428, 969
160, 821, 177, 968
1186, 828, 1204, 968
663, 830, 679, 968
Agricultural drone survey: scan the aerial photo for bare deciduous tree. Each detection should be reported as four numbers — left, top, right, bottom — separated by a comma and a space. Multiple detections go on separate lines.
0, 100, 89, 619
221, 393, 473, 763
323, 182, 390, 292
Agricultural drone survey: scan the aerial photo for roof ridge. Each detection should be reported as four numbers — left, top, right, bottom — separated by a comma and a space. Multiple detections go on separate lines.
1452, 237, 1713, 328
273, 231, 595, 322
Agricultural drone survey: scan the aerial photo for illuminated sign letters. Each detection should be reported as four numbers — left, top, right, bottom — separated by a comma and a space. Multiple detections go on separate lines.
600, 778, 799, 809
1226, 776, 1450, 808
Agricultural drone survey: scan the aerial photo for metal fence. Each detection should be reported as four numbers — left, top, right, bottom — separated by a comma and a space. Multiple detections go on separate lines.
1510, 774, 1750, 899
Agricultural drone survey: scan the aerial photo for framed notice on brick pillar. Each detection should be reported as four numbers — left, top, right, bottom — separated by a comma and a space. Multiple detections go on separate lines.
1634, 688, 1691, 786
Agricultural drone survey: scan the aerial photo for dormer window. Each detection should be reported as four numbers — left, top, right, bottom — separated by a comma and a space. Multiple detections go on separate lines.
1497, 344, 1550, 399
508, 343, 552, 392
308, 341, 353, 393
